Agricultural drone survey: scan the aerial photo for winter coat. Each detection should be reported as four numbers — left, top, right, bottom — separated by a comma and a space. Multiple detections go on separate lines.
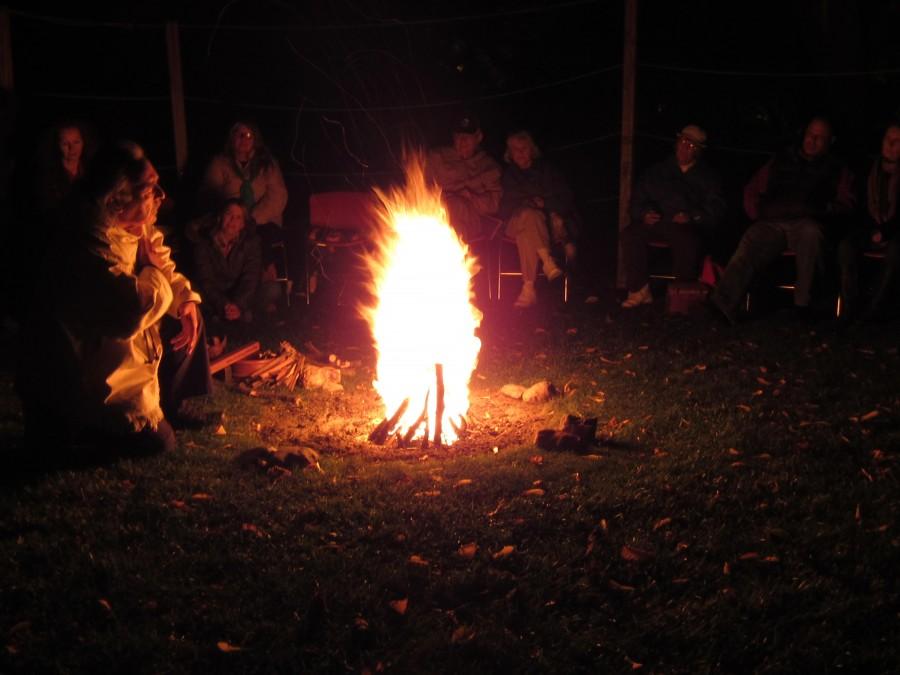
425, 146, 502, 217
193, 228, 262, 317
630, 156, 726, 236
499, 159, 578, 234
201, 153, 288, 226
18, 204, 201, 434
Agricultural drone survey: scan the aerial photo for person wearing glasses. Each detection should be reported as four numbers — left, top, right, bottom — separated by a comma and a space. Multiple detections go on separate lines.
199, 121, 288, 294
620, 124, 726, 308
16, 142, 210, 459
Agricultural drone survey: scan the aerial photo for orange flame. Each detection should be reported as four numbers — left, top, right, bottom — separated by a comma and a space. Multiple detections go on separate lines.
361, 154, 482, 444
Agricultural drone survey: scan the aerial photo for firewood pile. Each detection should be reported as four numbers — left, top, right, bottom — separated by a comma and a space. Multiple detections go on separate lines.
232, 341, 343, 394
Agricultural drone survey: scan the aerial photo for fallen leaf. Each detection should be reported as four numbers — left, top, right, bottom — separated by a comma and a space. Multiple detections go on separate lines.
492, 545, 515, 559
98, 598, 112, 612
625, 655, 644, 670
458, 542, 478, 559
191, 493, 213, 502
861, 410, 880, 422
739, 552, 759, 560
652, 447, 668, 457
168, 500, 189, 511
388, 598, 408, 615
214, 425, 227, 436
608, 579, 635, 592
454, 479, 473, 488
451, 625, 476, 643
522, 488, 545, 497
736, 404, 751, 412
653, 517, 672, 531
408, 555, 429, 566
723, 562, 731, 575
727, 448, 741, 456
620, 544, 654, 562
217, 641, 242, 653
757, 377, 772, 386
241, 523, 268, 538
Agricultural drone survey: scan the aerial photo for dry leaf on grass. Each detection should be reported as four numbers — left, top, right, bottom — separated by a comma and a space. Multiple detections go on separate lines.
608, 579, 635, 592
458, 542, 478, 559
217, 641, 242, 653
388, 598, 408, 615
98, 598, 112, 612
739, 552, 759, 560
653, 517, 672, 531
492, 545, 515, 559
454, 479, 473, 488
191, 493, 212, 502
451, 625, 476, 643
620, 544, 653, 562
408, 555, 429, 567
241, 523, 269, 538
168, 500, 189, 511
522, 488, 545, 497
860, 410, 880, 422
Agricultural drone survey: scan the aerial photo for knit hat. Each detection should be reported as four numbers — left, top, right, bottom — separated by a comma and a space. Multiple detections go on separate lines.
453, 114, 481, 135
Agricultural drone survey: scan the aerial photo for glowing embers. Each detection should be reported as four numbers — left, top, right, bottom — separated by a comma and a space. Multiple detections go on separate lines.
362, 155, 482, 446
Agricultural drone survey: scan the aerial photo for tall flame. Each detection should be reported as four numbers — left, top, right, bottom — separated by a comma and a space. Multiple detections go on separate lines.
361, 154, 482, 445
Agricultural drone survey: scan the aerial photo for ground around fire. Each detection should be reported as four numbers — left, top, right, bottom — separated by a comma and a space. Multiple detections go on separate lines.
1, 287, 899, 673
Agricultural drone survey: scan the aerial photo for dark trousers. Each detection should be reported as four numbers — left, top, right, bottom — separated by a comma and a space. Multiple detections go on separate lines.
621, 221, 702, 292
837, 235, 900, 313
158, 314, 212, 419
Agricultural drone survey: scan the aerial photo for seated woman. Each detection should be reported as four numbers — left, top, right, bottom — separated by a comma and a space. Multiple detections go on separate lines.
198, 121, 288, 282
193, 199, 280, 351
16, 142, 210, 458
500, 130, 579, 308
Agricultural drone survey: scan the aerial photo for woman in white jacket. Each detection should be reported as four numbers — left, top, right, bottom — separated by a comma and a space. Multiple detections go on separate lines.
17, 142, 209, 457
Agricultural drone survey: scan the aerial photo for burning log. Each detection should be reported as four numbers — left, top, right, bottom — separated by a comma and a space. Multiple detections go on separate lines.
433, 363, 444, 446
401, 394, 429, 447
369, 398, 410, 445
209, 341, 261, 375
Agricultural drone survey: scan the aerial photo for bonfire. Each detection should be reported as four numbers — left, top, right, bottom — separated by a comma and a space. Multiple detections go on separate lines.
361, 155, 483, 446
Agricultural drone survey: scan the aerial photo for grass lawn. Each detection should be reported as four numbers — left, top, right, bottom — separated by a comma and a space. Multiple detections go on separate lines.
1, 291, 899, 673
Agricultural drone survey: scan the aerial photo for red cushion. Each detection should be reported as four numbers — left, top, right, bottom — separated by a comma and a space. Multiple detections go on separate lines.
309, 192, 380, 231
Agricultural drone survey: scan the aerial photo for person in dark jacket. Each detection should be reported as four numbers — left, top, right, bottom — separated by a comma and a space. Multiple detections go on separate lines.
499, 130, 578, 308
710, 117, 855, 323
193, 199, 271, 347
621, 124, 726, 308
837, 122, 900, 321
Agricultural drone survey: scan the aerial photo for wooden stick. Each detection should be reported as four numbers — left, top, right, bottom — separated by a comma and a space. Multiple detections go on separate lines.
433, 363, 444, 446
401, 393, 429, 447
368, 398, 409, 444
209, 341, 260, 375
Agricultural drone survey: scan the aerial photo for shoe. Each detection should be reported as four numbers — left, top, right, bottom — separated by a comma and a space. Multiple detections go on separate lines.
514, 285, 537, 308
543, 260, 563, 282
621, 284, 652, 308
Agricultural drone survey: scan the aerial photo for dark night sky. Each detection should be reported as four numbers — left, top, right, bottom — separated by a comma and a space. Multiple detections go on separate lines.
4, 0, 900, 255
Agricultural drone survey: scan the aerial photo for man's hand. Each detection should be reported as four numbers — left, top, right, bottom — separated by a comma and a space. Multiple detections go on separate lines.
642, 210, 662, 225
171, 301, 200, 355
672, 211, 690, 225
224, 303, 241, 321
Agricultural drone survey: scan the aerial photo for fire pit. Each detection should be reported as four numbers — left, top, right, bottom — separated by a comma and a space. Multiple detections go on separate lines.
361, 156, 482, 448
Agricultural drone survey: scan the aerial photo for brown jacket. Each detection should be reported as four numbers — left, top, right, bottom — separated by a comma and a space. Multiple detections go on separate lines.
425, 146, 502, 216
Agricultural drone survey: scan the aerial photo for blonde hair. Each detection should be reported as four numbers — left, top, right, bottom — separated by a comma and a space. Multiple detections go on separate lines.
504, 130, 542, 164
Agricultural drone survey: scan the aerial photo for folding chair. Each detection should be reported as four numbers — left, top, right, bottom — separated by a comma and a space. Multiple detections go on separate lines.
744, 249, 841, 316
305, 192, 380, 305
496, 229, 570, 303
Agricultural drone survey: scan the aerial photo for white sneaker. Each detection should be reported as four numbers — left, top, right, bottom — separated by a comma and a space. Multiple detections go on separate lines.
543, 260, 563, 282
514, 284, 537, 308
621, 284, 652, 308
